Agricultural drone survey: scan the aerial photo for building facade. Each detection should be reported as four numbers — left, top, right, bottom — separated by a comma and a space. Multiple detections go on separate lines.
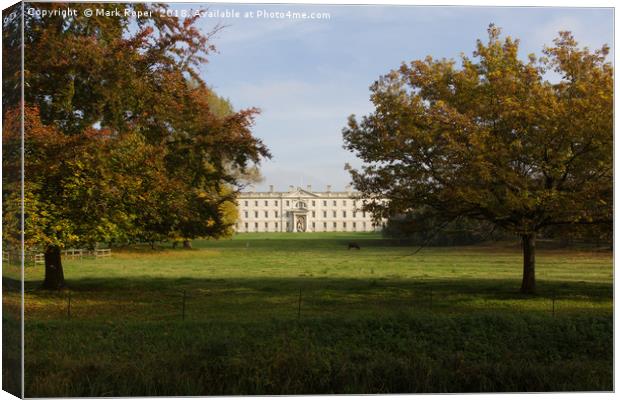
235, 185, 385, 233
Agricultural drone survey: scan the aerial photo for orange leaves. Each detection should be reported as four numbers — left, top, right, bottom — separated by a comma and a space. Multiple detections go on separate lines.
10, 3, 271, 251
344, 25, 612, 236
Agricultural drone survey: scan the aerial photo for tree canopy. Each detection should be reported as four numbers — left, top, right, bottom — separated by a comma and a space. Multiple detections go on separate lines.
342, 25, 612, 293
2, 2, 271, 289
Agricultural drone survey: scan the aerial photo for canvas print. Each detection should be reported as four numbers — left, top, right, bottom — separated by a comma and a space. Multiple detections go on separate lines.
1, 1, 614, 397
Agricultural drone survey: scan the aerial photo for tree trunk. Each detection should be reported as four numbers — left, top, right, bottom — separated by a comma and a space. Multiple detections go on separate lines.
183, 240, 192, 249
42, 245, 65, 290
520, 233, 536, 294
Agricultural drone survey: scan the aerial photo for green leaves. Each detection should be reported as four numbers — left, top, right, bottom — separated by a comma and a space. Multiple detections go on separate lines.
3, 4, 271, 256
343, 25, 612, 236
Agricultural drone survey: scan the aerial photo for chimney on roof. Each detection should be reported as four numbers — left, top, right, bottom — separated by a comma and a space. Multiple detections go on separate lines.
326, 185, 332, 193
289, 185, 294, 192
307, 185, 312, 192
269, 185, 274, 193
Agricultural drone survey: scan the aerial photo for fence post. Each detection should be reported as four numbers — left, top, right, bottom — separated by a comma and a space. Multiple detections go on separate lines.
297, 288, 302, 320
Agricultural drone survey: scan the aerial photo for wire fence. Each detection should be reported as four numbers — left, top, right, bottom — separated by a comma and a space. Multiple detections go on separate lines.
21, 284, 597, 324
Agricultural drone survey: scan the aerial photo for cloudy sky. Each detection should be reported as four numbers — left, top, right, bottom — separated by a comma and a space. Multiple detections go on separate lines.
178, 3, 613, 192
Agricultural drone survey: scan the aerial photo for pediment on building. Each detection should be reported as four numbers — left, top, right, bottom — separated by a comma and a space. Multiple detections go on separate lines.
282, 188, 320, 198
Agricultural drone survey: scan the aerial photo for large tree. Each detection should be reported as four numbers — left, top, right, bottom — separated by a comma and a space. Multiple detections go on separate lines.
342, 25, 612, 293
3, 3, 270, 289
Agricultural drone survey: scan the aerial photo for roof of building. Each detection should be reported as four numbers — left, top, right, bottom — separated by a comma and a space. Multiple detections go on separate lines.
239, 186, 359, 198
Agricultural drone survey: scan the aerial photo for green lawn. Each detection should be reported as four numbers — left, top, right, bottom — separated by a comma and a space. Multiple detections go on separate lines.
3, 233, 613, 395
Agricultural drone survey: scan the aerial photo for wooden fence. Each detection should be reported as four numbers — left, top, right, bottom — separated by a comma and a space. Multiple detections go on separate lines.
63, 248, 84, 260
34, 253, 45, 265
94, 249, 111, 258
2, 248, 112, 266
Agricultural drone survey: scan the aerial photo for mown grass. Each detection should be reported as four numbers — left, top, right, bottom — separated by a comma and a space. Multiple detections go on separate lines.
3, 232, 613, 395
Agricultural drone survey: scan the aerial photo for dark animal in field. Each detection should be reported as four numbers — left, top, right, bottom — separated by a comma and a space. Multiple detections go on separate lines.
348, 242, 361, 250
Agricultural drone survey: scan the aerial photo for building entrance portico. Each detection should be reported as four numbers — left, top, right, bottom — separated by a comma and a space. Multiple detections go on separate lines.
290, 201, 308, 232
294, 214, 307, 232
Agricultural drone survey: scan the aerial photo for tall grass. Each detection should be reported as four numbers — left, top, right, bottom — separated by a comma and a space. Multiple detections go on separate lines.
5, 233, 612, 395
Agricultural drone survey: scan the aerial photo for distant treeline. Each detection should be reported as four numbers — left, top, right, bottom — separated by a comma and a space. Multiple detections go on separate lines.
384, 213, 612, 248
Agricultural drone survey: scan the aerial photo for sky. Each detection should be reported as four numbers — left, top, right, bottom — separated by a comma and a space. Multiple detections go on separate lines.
174, 3, 614, 192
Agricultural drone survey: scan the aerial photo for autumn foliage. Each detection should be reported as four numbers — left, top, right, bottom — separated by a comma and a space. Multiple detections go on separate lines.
343, 25, 612, 293
2, 3, 270, 289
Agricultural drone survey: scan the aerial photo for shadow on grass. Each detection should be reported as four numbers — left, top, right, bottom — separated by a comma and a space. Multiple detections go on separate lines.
2, 276, 22, 292
21, 275, 612, 325
21, 278, 613, 397
18, 238, 613, 396
30, 275, 611, 297
20, 265, 613, 396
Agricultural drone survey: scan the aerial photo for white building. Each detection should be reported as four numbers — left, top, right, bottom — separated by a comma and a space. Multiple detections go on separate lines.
235, 185, 385, 233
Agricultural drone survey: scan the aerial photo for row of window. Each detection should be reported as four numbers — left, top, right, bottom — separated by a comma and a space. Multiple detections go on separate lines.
238, 221, 377, 230
243, 210, 368, 219
242, 199, 361, 208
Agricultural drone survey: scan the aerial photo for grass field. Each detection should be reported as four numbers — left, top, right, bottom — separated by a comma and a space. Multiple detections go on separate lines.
2, 232, 613, 395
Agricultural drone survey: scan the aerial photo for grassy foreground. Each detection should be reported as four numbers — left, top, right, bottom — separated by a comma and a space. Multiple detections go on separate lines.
3, 233, 613, 395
